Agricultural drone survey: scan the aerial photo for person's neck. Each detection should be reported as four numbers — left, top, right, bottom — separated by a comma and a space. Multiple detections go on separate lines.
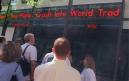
56, 55, 66, 60
26, 42, 32, 45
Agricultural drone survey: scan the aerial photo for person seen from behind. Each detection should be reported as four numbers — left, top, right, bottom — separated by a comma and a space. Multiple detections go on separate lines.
81, 55, 96, 81
42, 51, 72, 66
21, 33, 37, 81
42, 52, 54, 64
34, 37, 81, 81
0, 42, 25, 81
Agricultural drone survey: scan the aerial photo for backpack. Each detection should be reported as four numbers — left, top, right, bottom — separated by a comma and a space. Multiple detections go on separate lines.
18, 45, 30, 76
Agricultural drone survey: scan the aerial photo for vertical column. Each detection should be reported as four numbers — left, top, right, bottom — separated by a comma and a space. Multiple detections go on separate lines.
1, 0, 12, 36
113, 0, 125, 81
63, 0, 73, 36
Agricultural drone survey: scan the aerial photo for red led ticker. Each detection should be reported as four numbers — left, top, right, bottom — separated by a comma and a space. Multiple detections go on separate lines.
0, 8, 121, 20
86, 24, 97, 29
12, 23, 31, 27
71, 8, 120, 17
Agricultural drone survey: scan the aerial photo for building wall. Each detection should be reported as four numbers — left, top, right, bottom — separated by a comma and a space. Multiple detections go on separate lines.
1, 0, 123, 10
73, 0, 122, 5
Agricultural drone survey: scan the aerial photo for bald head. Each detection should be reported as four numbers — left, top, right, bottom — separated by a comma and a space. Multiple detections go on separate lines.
53, 37, 71, 59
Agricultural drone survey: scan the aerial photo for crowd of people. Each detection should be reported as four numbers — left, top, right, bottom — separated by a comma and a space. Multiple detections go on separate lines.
0, 33, 96, 81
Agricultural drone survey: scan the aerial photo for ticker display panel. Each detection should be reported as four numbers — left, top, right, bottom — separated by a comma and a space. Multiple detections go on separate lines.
0, 2, 122, 29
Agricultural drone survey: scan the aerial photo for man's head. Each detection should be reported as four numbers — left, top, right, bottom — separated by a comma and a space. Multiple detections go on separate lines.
52, 37, 71, 60
24, 33, 35, 45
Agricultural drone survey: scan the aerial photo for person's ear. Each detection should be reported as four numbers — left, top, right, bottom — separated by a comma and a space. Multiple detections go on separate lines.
52, 48, 55, 53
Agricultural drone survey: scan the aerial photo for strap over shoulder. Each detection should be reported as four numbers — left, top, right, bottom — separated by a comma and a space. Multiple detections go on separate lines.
22, 45, 30, 56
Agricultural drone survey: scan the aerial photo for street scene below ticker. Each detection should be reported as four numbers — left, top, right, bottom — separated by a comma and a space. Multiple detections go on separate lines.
0, 0, 128, 81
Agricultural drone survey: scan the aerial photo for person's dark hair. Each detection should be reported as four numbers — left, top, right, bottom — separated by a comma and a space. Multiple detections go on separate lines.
0, 36, 6, 43
53, 37, 71, 57
1, 42, 17, 62
14, 43, 22, 59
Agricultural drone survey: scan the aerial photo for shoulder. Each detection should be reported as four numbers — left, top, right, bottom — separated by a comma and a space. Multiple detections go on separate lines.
68, 67, 81, 80
5, 62, 18, 68
0, 61, 17, 65
11, 61, 17, 64
45, 52, 54, 57
82, 68, 95, 75
36, 62, 54, 71
28, 45, 36, 49
69, 67, 81, 77
44, 53, 54, 60
21, 43, 36, 49
8, 62, 18, 66
21, 43, 27, 47
27, 45, 37, 52
3, 62, 18, 66
86, 68, 94, 73
35, 62, 54, 75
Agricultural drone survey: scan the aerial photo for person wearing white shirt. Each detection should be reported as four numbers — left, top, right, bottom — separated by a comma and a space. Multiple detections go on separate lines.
0, 43, 25, 81
21, 33, 37, 81
42, 52, 54, 64
42, 52, 71, 66
34, 37, 81, 81
81, 55, 96, 81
